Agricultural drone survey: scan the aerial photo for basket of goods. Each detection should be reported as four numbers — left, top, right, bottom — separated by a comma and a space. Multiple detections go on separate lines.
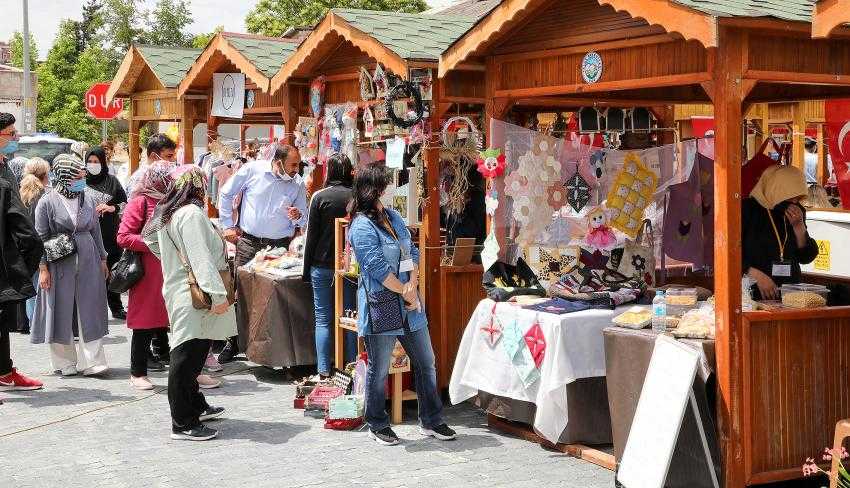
612, 306, 652, 329
781, 284, 828, 309
304, 385, 345, 418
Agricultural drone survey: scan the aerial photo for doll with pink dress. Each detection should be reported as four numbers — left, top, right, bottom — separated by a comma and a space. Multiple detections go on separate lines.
585, 206, 618, 251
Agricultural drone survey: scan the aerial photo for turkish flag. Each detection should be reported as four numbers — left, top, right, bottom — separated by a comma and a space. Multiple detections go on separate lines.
825, 100, 850, 209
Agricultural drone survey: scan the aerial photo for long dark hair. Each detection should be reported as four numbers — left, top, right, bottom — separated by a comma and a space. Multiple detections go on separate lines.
325, 153, 354, 188
347, 164, 389, 222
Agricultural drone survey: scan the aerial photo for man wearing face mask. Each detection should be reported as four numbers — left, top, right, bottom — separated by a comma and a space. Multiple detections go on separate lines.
86, 146, 129, 320
216, 144, 307, 362
0, 113, 22, 195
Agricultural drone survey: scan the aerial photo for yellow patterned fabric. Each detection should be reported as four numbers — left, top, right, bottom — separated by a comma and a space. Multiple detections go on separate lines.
606, 152, 657, 238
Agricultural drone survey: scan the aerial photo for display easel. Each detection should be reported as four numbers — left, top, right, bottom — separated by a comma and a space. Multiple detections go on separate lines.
333, 218, 417, 424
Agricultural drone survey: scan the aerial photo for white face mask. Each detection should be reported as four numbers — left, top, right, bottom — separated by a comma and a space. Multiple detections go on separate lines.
86, 163, 102, 175
379, 188, 394, 208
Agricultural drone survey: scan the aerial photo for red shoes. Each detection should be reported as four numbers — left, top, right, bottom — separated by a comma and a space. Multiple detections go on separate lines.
0, 368, 44, 391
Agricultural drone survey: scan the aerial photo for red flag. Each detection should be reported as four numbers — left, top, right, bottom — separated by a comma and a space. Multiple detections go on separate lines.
825, 100, 850, 209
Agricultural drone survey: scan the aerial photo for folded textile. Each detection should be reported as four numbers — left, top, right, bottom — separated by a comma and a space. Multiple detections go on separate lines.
522, 298, 591, 315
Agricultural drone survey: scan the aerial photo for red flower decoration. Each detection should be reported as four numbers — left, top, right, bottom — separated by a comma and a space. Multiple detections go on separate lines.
476, 148, 507, 179
524, 321, 546, 368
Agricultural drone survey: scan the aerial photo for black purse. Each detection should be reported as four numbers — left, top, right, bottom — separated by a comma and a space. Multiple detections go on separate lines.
360, 222, 406, 334
43, 233, 77, 263
108, 249, 144, 293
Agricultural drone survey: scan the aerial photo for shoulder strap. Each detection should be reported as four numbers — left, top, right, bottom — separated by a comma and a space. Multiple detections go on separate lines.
164, 225, 191, 271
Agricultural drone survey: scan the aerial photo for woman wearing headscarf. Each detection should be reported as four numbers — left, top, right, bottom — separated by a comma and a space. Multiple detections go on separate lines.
31, 154, 110, 376
742, 165, 819, 300
117, 163, 173, 390
86, 146, 129, 320
143, 165, 235, 441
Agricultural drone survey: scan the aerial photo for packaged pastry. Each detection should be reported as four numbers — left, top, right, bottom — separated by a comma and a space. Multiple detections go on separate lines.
782, 291, 827, 309
672, 305, 715, 339
665, 288, 698, 306
613, 306, 652, 329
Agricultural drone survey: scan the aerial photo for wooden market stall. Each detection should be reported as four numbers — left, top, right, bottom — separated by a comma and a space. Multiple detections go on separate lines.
440, 0, 850, 485
178, 31, 310, 151
269, 8, 489, 389
106, 44, 205, 171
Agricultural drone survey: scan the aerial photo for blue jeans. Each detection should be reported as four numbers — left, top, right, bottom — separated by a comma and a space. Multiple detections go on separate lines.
310, 266, 356, 375
25, 273, 37, 321
364, 326, 444, 431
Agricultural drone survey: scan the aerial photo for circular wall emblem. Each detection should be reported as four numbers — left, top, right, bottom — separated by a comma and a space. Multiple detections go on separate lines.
246, 89, 256, 109
153, 99, 162, 116
581, 52, 603, 84
221, 74, 236, 110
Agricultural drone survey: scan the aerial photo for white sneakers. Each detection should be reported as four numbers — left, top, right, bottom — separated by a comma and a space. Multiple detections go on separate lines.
130, 376, 155, 391
197, 374, 222, 389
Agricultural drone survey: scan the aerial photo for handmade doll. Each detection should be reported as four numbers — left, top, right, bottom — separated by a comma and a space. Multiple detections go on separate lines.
585, 205, 617, 251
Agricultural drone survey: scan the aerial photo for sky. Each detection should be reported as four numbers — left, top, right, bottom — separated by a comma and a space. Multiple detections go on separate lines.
0, 0, 453, 59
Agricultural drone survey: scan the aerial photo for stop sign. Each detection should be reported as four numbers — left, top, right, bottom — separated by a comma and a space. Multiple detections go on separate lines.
85, 83, 124, 120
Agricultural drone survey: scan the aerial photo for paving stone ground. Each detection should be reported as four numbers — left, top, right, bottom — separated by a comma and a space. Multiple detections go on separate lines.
1, 318, 614, 488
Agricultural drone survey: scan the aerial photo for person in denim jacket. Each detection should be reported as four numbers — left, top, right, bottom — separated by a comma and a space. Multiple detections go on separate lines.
348, 165, 456, 446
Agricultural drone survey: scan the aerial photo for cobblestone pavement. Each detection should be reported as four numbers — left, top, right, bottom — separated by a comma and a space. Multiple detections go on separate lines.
1, 319, 614, 488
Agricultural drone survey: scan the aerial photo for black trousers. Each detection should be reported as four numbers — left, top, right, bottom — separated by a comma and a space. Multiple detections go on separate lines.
106, 250, 125, 314
0, 302, 18, 376
168, 338, 211, 431
130, 328, 169, 377
227, 234, 292, 352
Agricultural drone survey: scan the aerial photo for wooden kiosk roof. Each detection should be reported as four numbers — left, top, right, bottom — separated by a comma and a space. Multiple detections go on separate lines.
179, 32, 301, 95
107, 44, 201, 103
437, 0, 850, 486
270, 8, 479, 93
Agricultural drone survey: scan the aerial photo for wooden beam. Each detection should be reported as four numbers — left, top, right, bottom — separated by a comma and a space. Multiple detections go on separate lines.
493, 28, 671, 58
493, 34, 679, 64
439, 0, 550, 77
597, 0, 718, 47
423, 76, 443, 387
812, 0, 850, 39
745, 70, 850, 86
180, 98, 195, 164
106, 46, 140, 103
710, 27, 746, 488
454, 63, 486, 72
494, 72, 712, 98
128, 117, 140, 174
791, 103, 806, 170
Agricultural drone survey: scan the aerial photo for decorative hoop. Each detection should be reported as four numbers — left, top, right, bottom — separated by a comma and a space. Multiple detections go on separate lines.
441, 116, 482, 151
385, 81, 424, 128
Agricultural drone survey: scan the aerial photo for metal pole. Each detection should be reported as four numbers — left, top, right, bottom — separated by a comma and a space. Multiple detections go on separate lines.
101, 120, 107, 142
21, 0, 34, 134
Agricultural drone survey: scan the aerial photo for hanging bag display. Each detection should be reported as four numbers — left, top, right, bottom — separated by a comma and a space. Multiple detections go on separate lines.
616, 219, 656, 286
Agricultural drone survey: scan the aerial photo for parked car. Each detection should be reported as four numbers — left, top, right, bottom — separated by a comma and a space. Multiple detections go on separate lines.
14, 134, 78, 164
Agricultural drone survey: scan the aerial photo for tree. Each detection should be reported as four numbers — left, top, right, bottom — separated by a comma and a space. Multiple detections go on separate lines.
245, 0, 428, 37
145, 0, 194, 47
102, 0, 146, 65
8, 31, 38, 68
192, 25, 224, 49
77, 0, 105, 53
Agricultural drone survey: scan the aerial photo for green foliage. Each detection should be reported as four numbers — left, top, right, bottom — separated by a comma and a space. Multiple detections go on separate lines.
192, 25, 224, 49
145, 0, 194, 47
77, 0, 105, 54
102, 0, 146, 66
8, 31, 38, 68
245, 0, 427, 37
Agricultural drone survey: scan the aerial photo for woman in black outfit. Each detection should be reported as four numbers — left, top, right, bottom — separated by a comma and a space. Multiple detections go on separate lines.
742, 165, 819, 300
302, 153, 356, 378
85, 147, 128, 319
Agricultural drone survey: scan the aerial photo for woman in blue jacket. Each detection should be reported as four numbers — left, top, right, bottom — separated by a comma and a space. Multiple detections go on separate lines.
348, 165, 456, 446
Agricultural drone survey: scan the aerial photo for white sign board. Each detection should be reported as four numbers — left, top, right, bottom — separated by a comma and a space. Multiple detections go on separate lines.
211, 73, 245, 119
617, 335, 704, 488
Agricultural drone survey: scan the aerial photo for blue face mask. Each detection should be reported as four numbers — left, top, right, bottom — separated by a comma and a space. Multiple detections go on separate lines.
0, 140, 18, 155
69, 179, 86, 192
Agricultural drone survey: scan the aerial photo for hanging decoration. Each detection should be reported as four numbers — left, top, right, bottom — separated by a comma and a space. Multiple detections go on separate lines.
441, 116, 482, 217
310, 76, 326, 118
606, 152, 658, 238
341, 102, 359, 164
485, 190, 499, 216
373, 63, 389, 99
409, 68, 433, 101
585, 205, 618, 251
362, 106, 375, 138
359, 66, 374, 101
294, 117, 318, 164
565, 168, 591, 212
385, 81, 424, 129
476, 148, 507, 179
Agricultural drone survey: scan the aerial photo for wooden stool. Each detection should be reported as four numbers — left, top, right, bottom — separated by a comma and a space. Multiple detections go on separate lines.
829, 419, 850, 488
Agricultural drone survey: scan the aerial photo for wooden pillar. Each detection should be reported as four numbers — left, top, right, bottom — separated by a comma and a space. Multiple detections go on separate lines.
206, 115, 219, 146
128, 104, 141, 174
181, 98, 194, 164
817, 123, 827, 184
792, 103, 806, 169
711, 26, 748, 488
423, 75, 443, 378
282, 84, 297, 145
239, 124, 249, 153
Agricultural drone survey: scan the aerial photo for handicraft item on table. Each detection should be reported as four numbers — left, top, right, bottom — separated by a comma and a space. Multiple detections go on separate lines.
501, 314, 541, 387
385, 81, 424, 129
606, 152, 658, 238
523, 319, 546, 369
480, 302, 503, 348
359, 66, 374, 101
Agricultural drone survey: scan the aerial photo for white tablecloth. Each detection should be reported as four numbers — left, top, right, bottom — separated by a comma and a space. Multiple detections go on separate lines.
449, 298, 623, 442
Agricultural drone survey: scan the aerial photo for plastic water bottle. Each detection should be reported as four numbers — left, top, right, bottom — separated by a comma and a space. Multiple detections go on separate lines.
652, 290, 667, 332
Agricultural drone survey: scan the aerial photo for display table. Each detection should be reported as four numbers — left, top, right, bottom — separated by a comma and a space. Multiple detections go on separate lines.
236, 267, 316, 368
603, 327, 720, 487
450, 299, 622, 443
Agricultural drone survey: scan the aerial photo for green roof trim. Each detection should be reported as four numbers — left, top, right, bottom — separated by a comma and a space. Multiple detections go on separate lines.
671, 0, 815, 23
224, 35, 299, 78
135, 45, 201, 88
332, 8, 478, 61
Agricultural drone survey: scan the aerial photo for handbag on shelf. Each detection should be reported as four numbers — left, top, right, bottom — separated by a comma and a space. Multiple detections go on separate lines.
108, 250, 144, 293
166, 228, 235, 311
43, 233, 77, 263
616, 219, 656, 286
